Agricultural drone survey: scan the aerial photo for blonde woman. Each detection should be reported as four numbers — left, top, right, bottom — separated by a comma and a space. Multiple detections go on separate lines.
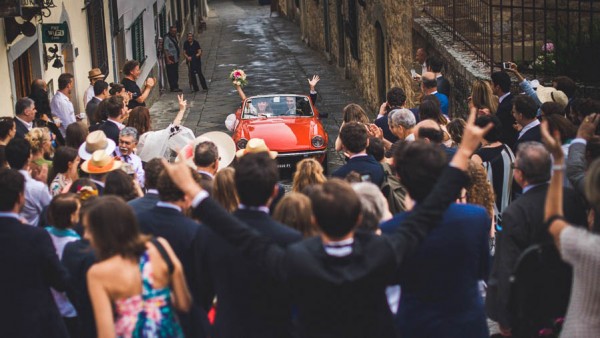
292, 158, 326, 193
25, 127, 54, 183
471, 79, 499, 115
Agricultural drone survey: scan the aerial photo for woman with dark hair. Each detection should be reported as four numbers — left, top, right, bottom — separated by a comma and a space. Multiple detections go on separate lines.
471, 115, 515, 231
126, 106, 151, 136
49, 147, 80, 196
0, 145, 7, 168
334, 103, 371, 152
84, 196, 191, 337
544, 114, 577, 156
0, 117, 16, 145
45, 193, 82, 337
420, 97, 451, 146
65, 122, 89, 149
104, 169, 143, 201
447, 118, 466, 147
212, 167, 239, 212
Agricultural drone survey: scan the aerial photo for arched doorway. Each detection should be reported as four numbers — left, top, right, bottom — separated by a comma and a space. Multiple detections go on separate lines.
375, 21, 387, 103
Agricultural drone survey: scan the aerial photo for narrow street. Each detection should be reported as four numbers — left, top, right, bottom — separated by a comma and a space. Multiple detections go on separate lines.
150, 0, 368, 173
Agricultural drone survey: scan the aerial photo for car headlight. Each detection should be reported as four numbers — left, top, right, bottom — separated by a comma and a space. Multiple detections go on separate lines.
237, 138, 248, 149
311, 135, 325, 148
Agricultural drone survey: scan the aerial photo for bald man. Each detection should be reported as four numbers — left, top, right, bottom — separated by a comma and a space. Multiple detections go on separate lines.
421, 72, 449, 115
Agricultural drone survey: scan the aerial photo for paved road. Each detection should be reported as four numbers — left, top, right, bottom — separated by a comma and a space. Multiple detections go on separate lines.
150, 0, 368, 173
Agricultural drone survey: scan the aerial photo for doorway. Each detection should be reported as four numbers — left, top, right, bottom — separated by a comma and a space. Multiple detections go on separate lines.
13, 50, 32, 99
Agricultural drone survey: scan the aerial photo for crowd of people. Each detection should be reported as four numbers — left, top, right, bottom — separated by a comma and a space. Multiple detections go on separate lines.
1, 38, 600, 338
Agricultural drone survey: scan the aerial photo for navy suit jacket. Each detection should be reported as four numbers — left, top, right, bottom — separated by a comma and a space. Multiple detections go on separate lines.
496, 93, 518, 148
380, 204, 490, 337
136, 205, 210, 338
0, 216, 70, 337
191, 166, 468, 338
332, 154, 384, 186
128, 192, 160, 215
512, 124, 541, 152
98, 120, 120, 145
14, 117, 29, 139
374, 114, 399, 144
194, 208, 302, 338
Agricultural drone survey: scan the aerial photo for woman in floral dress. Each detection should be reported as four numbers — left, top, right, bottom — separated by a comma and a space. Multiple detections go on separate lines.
85, 196, 191, 338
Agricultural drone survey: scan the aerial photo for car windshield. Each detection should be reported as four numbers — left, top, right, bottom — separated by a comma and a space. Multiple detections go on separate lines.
242, 95, 314, 119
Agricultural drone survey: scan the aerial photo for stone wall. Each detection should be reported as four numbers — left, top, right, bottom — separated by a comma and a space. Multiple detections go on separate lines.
286, 0, 416, 116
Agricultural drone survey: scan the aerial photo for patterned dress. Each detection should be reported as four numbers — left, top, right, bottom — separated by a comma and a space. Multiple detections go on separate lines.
114, 251, 183, 338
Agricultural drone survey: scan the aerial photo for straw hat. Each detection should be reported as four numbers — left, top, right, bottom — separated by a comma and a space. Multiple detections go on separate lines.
176, 131, 237, 170
235, 138, 277, 159
78, 131, 116, 160
536, 84, 568, 109
81, 150, 122, 174
88, 68, 105, 80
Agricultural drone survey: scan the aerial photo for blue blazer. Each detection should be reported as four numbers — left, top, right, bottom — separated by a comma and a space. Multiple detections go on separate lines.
380, 204, 490, 338
128, 192, 160, 215
434, 92, 450, 115
136, 205, 210, 338
332, 155, 384, 186
0, 216, 70, 337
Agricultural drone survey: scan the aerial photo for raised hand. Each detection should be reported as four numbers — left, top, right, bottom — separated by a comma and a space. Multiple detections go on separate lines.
576, 113, 600, 141
308, 75, 320, 90
541, 120, 564, 162
146, 77, 156, 88
178, 94, 187, 111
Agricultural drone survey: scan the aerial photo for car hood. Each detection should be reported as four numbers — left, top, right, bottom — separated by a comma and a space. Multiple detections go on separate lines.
242, 117, 323, 152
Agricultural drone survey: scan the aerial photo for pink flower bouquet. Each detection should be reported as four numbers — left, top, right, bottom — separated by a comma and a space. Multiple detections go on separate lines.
229, 69, 248, 87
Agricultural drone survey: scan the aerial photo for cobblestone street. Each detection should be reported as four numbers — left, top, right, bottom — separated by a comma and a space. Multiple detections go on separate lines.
149, 0, 368, 173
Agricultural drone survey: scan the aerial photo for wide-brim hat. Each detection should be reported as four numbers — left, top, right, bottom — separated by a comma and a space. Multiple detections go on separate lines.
88, 68, 105, 80
536, 84, 568, 109
235, 138, 277, 159
79, 130, 116, 160
81, 150, 122, 174
176, 131, 237, 171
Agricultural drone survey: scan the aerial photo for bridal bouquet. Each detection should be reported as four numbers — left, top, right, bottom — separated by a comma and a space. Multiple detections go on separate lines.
230, 69, 248, 87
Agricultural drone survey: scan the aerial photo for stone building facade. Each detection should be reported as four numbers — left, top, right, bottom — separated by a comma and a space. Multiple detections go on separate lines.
284, 0, 417, 115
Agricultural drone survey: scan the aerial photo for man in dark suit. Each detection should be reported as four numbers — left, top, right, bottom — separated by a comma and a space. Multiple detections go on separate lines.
98, 95, 126, 145
380, 141, 490, 337
512, 94, 541, 152
491, 71, 517, 148
373, 87, 406, 143
0, 168, 71, 337
194, 151, 302, 338
193, 140, 219, 193
426, 55, 451, 98
486, 142, 587, 336
416, 119, 457, 161
332, 121, 384, 186
163, 129, 480, 336
128, 158, 164, 214
85, 80, 108, 125
136, 168, 209, 338
14, 97, 36, 138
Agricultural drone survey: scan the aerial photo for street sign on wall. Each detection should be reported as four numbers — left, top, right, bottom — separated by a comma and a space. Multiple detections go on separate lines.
42, 22, 69, 43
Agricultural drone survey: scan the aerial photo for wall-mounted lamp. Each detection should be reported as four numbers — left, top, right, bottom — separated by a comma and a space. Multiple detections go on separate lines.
45, 44, 63, 69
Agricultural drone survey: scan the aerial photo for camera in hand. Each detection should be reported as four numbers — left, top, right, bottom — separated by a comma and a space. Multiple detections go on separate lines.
502, 62, 511, 70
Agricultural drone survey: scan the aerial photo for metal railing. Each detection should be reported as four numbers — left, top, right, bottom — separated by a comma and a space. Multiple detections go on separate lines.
421, 0, 600, 84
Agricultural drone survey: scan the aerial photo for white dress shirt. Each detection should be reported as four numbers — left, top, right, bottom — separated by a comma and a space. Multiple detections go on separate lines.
18, 170, 52, 226
50, 91, 76, 137
116, 148, 145, 188
84, 85, 95, 107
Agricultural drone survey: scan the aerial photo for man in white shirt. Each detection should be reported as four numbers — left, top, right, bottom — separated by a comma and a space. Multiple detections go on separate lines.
50, 73, 77, 138
115, 127, 145, 188
511, 94, 541, 152
5, 138, 51, 226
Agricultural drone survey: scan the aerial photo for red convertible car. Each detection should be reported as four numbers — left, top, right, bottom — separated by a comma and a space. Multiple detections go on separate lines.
230, 94, 329, 175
